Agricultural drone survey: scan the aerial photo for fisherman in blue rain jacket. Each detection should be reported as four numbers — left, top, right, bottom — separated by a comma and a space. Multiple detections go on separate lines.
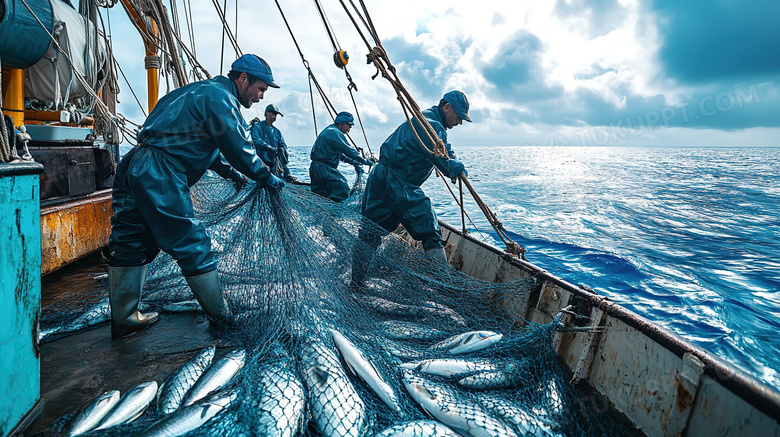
250, 103, 298, 182
309, 111, 373, 202
107, 54, 285, 338
353, 91, 470, 286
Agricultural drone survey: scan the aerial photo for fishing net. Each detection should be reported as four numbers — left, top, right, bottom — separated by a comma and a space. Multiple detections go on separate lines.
44, 174, 640, 436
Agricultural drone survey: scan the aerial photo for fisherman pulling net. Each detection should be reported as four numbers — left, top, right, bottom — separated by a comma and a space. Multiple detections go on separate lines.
44, 177, 638, 436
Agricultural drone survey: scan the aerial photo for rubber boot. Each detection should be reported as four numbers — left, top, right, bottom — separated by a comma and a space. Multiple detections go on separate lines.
109, 265, 160, 339
425, 247, 448, 265
350, 226, 381, 291
185, 270, 231, 320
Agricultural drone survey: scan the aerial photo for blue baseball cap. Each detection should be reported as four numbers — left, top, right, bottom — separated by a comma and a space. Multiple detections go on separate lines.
231, 54, 279, 88
334, 111, 354, 125
265, 103, 283, 116
442, 90, 471, 122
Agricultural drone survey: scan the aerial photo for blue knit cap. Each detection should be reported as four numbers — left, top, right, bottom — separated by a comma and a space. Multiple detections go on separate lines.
231, 54, 279, 88
334, 111, 354, 125
442, 90, 472, 122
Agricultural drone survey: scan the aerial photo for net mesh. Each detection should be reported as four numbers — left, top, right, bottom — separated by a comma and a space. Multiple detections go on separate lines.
44, 175, 640, 436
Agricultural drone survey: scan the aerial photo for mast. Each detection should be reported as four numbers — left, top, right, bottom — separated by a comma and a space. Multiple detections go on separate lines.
119, 0, 160, 112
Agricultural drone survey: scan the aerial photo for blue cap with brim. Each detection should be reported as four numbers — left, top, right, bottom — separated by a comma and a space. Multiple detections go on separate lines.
231, 54, 280, 88
443, 90, 472, 122
266, 104, 283, 116
334, 111, 354, 125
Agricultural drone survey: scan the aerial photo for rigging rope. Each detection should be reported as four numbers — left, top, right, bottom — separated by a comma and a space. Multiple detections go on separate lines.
272, 0, 372, 158
337, 0, 526, 258
310, 0, 373, 159
210, 0, 241, 59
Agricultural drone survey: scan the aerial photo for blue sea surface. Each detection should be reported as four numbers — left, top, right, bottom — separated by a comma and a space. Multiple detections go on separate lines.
289, 145, 780, 390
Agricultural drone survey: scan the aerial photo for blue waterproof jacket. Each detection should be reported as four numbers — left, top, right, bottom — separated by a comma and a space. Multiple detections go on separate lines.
110, 75, 272, 276
309, 123, 366, 202
362, 105, 460, 250
251, 119, 291, 179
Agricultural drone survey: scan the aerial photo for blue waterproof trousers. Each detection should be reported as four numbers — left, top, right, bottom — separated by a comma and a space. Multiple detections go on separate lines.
108, 146, 216, 276
310, 160, 350, 202
361, 163, 444, 250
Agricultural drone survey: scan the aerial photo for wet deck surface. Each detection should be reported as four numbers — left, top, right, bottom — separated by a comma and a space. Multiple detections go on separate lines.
35, 254, 233, 435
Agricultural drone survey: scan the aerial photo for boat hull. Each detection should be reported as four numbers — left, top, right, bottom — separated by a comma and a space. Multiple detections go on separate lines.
434, 221, 780, 436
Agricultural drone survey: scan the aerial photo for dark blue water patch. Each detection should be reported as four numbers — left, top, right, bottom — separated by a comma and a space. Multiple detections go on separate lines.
489, 230, 665, 310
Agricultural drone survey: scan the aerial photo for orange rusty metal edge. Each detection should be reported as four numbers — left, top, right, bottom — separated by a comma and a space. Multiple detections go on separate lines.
40, 189, 113, 276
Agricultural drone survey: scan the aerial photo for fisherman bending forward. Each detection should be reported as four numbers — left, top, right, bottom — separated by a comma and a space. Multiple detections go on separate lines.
309, 111, 373, 202
107, 54, 285, 338
353, 91, 470, 287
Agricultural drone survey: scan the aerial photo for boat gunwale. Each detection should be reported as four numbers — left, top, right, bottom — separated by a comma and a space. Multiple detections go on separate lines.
439, 220, 780, 424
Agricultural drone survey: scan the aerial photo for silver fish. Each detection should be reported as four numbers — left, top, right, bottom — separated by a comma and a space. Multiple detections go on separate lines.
63, 390, 120, 436
399, 358, 499, 378
94, 381, 158, 430
359, 295, 423, 317
478, 393, 560, 437
456, 363, 523, 390
297, 336, 366, 437
254, 359, 306, 437
181, 348, 245, 407
378, 320, 448, 341
161, 299, 203, 313
375, 420, 461, 436
376, 336, 427, 361
431, 330, 503, 354
359, 297, 466, 327
157, 346, 215, 414
531, 379, 564, 426
135, 390, 236, 437
39, 299, 113, 342
421, 301, 467, 327
331, 329, 401, 414
401, 370, 518, 437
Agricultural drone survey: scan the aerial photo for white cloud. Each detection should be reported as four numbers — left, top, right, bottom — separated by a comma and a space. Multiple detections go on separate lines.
107, 0, 779, 147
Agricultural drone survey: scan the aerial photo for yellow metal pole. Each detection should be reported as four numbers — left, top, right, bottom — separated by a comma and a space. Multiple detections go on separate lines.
145, 19, 160, 112
119, 0, 160, 112
1, 68, 25, 127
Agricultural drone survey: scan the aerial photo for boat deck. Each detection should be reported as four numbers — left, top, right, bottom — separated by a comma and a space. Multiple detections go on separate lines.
36, 254, 233, 435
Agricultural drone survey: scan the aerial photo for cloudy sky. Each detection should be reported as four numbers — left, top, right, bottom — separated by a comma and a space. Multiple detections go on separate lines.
108, 0, 780, 148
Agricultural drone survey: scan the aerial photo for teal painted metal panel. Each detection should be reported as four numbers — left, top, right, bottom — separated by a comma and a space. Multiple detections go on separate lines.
0, 163, 43, 436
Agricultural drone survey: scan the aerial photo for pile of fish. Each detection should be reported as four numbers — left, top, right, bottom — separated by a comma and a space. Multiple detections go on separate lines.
61, 347, 246, 436
58, 324, 564, 436
55, 291, 569, 437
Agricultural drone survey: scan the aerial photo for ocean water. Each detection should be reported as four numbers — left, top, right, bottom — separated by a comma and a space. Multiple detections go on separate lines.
287, 145, 780, 390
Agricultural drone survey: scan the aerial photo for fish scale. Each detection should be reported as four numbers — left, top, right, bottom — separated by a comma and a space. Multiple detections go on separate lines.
254, 359, 306, 437
95, 380, 158, 430
375, 419, 462, 436
477, 393, 560, 437
401, 369, 519, 437
157, 346, 215, 414
181, 348, 246, 407
297, 336, 366, 437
